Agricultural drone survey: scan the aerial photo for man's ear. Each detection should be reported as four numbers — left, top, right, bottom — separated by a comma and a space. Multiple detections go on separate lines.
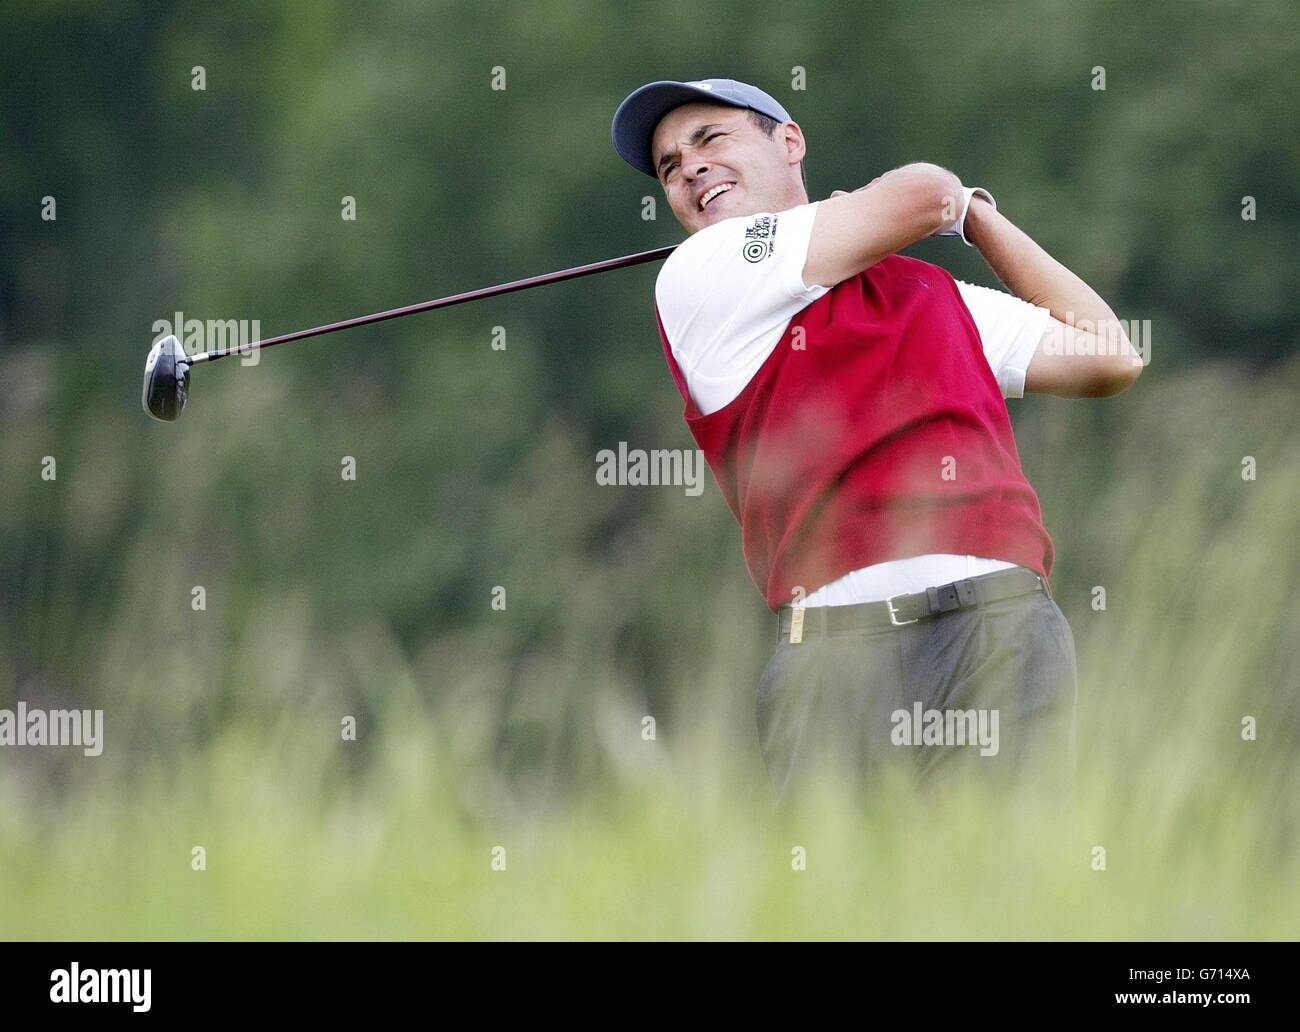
781, 121, 807, 166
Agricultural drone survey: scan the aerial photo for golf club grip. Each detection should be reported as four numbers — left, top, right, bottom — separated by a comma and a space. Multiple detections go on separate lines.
189, 244, 679, 364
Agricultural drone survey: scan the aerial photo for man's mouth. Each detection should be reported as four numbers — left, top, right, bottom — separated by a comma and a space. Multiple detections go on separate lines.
698, 182, 735, 212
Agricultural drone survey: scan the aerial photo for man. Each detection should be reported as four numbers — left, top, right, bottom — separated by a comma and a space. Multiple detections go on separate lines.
611, 79, 1142, 802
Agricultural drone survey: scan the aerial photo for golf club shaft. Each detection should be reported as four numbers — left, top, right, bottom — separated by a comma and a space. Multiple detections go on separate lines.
186, 244, 678, 365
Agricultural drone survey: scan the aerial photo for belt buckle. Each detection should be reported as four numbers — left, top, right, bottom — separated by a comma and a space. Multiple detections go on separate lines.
886, 593, 919, 627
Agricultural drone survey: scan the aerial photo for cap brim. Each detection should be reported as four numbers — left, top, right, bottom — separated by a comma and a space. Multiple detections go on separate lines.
611, 81, 749, 178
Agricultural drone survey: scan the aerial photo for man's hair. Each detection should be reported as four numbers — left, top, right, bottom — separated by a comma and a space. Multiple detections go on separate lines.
747, 109, 808, 193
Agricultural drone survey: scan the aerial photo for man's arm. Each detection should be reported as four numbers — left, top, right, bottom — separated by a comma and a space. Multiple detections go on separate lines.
802, 163, 963, 289
964, 198, 1143, 398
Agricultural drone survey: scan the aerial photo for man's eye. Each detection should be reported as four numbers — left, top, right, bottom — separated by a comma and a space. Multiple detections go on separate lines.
706, 132, 724, 143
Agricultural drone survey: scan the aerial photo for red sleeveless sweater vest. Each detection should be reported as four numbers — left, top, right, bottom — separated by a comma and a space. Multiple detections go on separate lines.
654, 254, 1054, 611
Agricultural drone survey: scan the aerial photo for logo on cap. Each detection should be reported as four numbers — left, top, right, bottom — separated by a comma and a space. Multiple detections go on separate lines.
686, 81, 713, 90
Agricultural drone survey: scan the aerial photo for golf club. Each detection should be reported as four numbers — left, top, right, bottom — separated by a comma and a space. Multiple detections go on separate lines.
142, 244, 678, 421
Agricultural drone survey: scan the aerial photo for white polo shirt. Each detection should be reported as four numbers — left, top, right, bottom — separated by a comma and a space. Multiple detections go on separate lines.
655, 201, 1052, 606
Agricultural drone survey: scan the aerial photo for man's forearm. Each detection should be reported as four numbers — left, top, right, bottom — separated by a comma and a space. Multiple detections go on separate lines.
805, 164, 964, 288
962, 197, 1118, 329
963, 196, 1143, 395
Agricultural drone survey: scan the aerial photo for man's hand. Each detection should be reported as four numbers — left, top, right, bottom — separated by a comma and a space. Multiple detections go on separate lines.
803, 163, 963, 288
964, 198, 1144, 398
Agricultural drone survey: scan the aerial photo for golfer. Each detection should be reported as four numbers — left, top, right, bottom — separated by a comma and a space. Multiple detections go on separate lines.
612, 79, 1143, 801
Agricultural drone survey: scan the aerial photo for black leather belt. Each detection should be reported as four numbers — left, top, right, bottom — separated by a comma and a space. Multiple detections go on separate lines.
777, 567, 1048, 643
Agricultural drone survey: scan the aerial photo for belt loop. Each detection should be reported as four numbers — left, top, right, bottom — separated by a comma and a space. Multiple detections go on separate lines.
955, 578, 976, 608
819, 604, 829, 639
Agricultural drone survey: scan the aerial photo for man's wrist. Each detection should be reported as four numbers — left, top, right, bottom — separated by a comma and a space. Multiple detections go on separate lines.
932, 184, 995, 244
962, 193, 996, 247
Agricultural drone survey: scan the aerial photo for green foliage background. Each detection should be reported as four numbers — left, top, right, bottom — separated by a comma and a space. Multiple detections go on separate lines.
1, 0, 1297, 938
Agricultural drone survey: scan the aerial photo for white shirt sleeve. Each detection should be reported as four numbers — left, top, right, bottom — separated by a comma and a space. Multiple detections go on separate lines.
655, 202, 829, 415
954, 279, 1052, 399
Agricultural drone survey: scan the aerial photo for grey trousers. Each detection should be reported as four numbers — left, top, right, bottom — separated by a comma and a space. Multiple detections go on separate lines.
756, 587, 1078, 805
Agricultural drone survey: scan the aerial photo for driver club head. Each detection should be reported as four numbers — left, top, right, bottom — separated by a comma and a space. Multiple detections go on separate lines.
142, 334, 190, 421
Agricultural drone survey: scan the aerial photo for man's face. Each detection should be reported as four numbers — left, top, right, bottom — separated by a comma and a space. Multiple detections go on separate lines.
651, 101, 805, 234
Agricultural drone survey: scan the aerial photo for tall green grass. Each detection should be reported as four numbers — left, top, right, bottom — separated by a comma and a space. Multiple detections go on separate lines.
1, 355, 1297, 939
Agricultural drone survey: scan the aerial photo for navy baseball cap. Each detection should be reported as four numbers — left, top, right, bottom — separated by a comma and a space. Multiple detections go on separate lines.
611, 78, 793, 178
